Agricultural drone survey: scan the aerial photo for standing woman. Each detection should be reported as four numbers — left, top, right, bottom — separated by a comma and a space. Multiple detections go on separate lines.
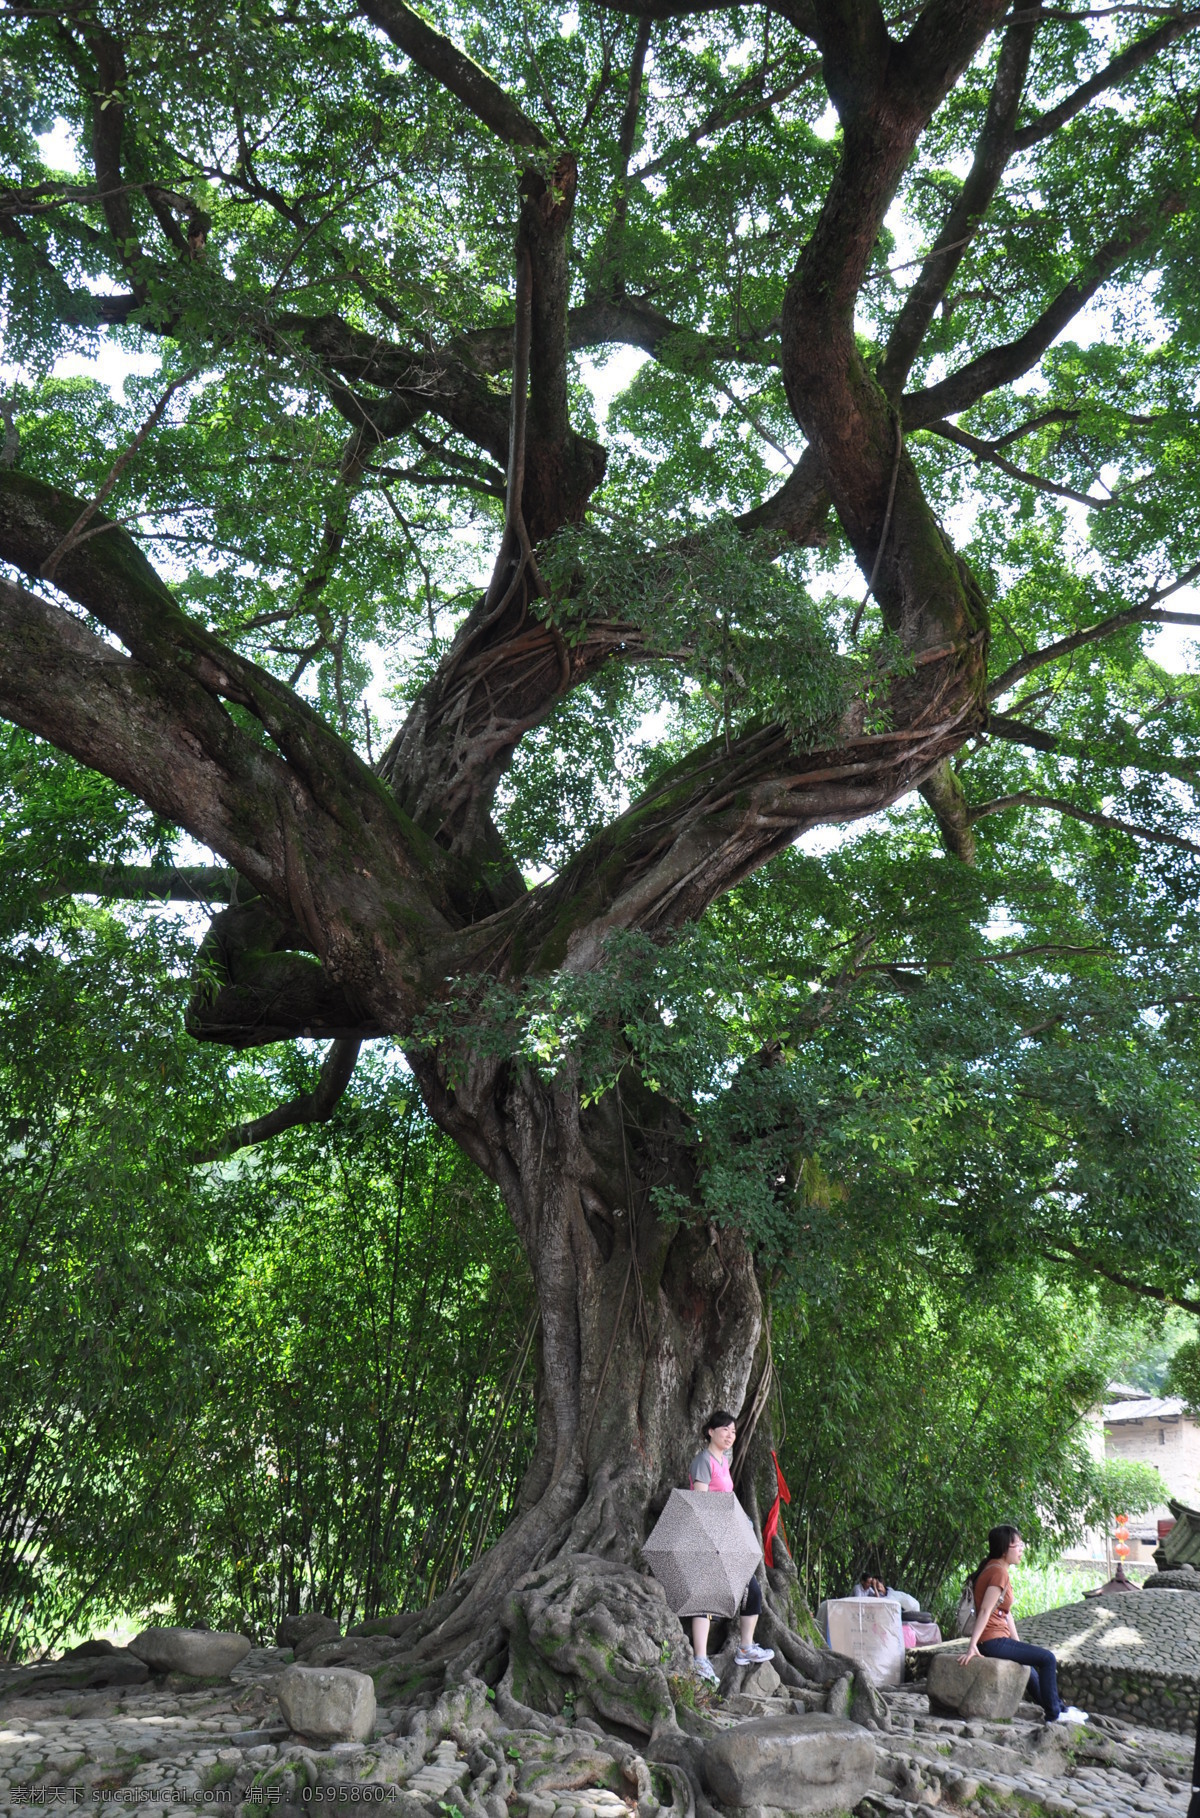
962, 1525, 1087, 1725
688, 1409, 775, 1685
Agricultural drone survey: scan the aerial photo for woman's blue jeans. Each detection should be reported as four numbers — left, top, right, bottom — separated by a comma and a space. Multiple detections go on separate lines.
978, 1638, 1062, 1720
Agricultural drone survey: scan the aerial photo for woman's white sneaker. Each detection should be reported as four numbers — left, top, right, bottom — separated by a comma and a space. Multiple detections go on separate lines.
1055, 1706, 1088, 1725
694, 1656, 719, 1685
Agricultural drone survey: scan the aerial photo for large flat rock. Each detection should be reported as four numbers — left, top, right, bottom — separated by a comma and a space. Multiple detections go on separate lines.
927, 1651, 1029, 1719
128, 1627, 251, 1677
702, 1713, 876, 1816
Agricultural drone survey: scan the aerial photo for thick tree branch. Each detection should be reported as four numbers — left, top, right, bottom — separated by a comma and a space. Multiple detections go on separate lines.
923, 416, 1110, 506
81, 23, 147, 301
879, 8, 1040, 397
297, 324, 514, 468
568, 296, 781, 366
991, 405, 1084, 448
1041, 1238, 1200, 1315
1013, 8, 1200, 149
518, 154, 606, 536
192, 1038, 362, 1163
306, 290, 780, 396
783, 0, 1006, 655
969, 789, 1200, 854
0, 470, 382, 814
39, 863, 235, 903
371, 159, 608, 874
893, 0, 1019, 116
0, 471, 463, 1030
987, 562, 1200, 699
0, 573, 286, 895
986, 713, 1060, 752
989, 713, 1200, 793
920, 757, 977, 862
808, 0, 890, 123
448, 635, 988, 979
41, 286, 141, 328
732, 446, 830, 544
583, 0, 819, 31
611, 16, 652, 228
904, 192, 1187, 427
19, 252, 787, 479
358, 0, 547, 146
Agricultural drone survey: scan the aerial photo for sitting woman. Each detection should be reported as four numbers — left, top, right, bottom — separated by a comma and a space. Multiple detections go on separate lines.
962, 1525, 1086, 1725
688, 1409, 775, 1685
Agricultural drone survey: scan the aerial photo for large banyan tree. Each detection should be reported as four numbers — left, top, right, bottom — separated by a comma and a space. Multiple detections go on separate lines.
5, 0, 1200, 1694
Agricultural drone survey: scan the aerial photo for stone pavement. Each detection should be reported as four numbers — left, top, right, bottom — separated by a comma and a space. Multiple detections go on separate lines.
0, 1652, 1197, 1818
865, 1686, 1196, 1818
1021, 1593, 1200, 1679
1016, 1592, 1200, 1732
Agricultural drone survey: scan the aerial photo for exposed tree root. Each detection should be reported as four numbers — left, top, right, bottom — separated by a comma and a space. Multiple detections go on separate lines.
296, 1550, 888, 1818
497, 1553, 692, 1737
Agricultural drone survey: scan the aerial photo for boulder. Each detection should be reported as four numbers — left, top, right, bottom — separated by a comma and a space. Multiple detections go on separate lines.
927, 1650, 1030, 1720
64, 1638, 117, 1657
824, 1674, 853, 1720
128, 1626, 252, 1677
276, 1664, 377, 1743
742, 1662, 782, 1699
279, 1613, 342, 1656
702, 1713, 876, 1816
717, 1650, 782, 1698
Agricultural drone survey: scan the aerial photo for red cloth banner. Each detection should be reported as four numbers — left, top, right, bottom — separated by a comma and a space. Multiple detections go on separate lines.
762, 1450, 792, 1568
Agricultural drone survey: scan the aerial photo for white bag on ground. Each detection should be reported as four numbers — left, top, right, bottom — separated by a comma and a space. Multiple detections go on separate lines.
825, 1595, 905, 1686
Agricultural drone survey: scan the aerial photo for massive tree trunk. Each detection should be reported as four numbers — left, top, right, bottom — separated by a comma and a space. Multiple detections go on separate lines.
402, 1056, 765, 1650
368, 1060, 862, 1739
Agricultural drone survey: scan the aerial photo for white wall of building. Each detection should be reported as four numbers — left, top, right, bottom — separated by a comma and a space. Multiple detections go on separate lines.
1062, 1392, 1200, 1565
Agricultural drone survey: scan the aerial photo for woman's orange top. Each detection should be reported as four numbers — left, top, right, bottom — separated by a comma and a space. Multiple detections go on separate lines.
975, 1561, 1014, 1643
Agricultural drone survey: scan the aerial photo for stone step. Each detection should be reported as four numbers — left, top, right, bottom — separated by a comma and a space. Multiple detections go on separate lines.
407, 1740, 469, 1799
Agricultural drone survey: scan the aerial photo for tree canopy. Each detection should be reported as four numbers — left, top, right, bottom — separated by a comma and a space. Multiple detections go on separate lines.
4, 0, 1200, 1652
0, 822, 1171, 1655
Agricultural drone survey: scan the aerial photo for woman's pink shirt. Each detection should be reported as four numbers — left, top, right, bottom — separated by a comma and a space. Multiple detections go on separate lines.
691, 1450, 734, 1492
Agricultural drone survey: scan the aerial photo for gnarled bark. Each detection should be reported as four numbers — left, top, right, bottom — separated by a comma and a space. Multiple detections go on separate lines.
395, 1057, 764, 1651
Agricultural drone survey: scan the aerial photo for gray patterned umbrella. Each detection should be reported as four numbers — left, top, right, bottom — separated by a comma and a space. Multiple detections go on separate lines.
642, 1488, 763, 1618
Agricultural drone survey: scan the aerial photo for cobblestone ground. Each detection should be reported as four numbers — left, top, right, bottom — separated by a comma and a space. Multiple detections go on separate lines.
0, 1653, 1196, 1818
865, 1686, 1196, 1818
1021, 1592, 1200, 1678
